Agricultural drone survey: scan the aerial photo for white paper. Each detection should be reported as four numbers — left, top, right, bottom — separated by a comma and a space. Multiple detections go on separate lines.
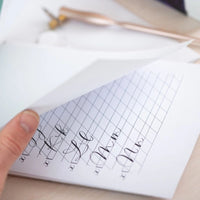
10, 60, 200, 199
0, 41, 190, 128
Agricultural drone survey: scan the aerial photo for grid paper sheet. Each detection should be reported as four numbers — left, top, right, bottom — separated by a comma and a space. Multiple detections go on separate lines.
12, 62, 200, 198
16, 68, 180, 171
20, 70, 181, 175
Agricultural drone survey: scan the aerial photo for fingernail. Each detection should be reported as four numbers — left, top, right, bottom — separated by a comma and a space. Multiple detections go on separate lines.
20, 110, 39, 133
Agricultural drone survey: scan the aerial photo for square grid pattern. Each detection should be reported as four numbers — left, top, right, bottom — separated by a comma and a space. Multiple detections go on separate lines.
20, 69, 182, 177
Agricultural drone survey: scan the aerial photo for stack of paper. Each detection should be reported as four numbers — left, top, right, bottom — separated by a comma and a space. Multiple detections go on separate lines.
1, 0, 200, 199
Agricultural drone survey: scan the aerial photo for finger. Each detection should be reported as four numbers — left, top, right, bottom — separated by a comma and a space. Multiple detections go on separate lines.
0, 109, 39, 172
0, 110, 39, 195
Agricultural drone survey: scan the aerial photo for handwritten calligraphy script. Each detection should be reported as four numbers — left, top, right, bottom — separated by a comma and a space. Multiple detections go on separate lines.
20, 122, 144, 178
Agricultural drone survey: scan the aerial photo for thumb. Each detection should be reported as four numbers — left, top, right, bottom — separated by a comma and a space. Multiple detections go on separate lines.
0, 110, 39, 193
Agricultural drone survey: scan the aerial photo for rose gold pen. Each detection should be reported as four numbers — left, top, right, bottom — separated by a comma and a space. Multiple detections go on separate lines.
43, 7, 200, 46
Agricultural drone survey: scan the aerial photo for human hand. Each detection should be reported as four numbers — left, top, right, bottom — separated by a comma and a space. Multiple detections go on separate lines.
0, 110, 39, 196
